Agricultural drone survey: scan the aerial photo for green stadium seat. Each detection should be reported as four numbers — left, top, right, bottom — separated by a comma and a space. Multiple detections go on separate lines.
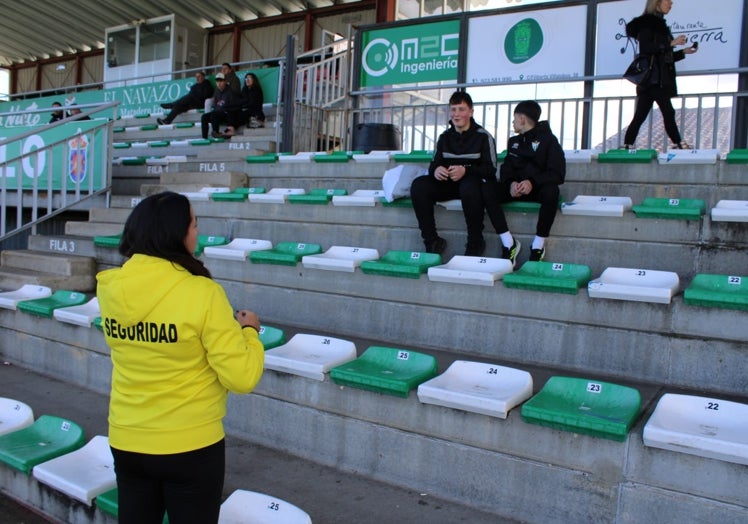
725, 148, 748, 164
330, 346, 438, 398
134, 114, 151, 119
502, 195, 564, 213
380, 197, 413, 208
195, 235, 228, 255
93, 233, 122, 248
209, 136, 225, 143
93, 317, 103, 331
288, 189, 347, 205
596, 149, 657, 163
496, 150, 507, 162
112, 127, 125, 133
503, 261, 592, 295
175, 122, 194, 129
96, 488, 169, 523
392, 150, 433, 162
113, 142, 131, 149
313, 151, 353, 163
521, 376, 641, 441
17, 290, 88, 318
211, 190, 247, 202
140, 124, 158, 131
246, 153, 278, 163
0, 397, 34, 437
683, 273, 748, 311
0, 415, 85, 473
148, 140, 170, 147
249, 242, 323, 266
190, 139, 212, 146
632, 197, 706, 220
120, 157, 147, 166
360, 250, 442, 279
258, 325, 286, 350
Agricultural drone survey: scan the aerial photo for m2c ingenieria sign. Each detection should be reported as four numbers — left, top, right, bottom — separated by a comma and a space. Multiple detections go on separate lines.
359, 19, 460, 88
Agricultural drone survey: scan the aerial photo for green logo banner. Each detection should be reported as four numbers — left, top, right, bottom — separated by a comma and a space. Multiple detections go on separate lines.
0, 67, 280, 126
0, 120, 107, 190
359, 20, 460, 88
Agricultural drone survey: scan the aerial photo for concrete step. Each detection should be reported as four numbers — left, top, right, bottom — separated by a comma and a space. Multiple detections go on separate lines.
65, 221, 122, 237
0, 249, 97, 292
158, 170, 248, 187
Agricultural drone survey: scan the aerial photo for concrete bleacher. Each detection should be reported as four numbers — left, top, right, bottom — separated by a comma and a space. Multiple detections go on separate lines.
0, 118, 747, 523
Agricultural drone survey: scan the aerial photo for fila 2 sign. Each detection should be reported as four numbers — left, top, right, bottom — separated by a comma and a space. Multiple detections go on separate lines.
359, 19, 460, 88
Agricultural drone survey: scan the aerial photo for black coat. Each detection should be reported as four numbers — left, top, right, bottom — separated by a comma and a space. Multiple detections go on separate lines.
626, 13, 685, 97
500, 121, 565, 188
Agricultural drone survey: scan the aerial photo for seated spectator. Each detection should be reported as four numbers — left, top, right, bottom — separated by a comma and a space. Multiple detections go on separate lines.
157, 71, 214, 125
221, 63, 241, 95
482, 100, 566, 265
222, 73, 265, 138
410, 90, 498, 256
68, 107, 91, 120
49, 101, 65, 123
200, 73, 238, 139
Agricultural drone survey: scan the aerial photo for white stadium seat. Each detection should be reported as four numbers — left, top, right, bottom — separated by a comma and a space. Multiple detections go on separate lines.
332, 189, 385, 206
643, 393, 748, 466
427, 256, 513, 286
657, 149, 720, 164
204, 238, 274, 261
0, 285, 52, 311
0, 397, 34, 436
264, 333, 357, 381
53, 297, 100, 328
710, 200, 748, 222
32, 435, 116, 505
561, 195, 633, 217
248, 188, 306, 203
302, 246, 380, 272
588, 267, 680, 304
219, 489, 312, 524
417, 361, 533, 419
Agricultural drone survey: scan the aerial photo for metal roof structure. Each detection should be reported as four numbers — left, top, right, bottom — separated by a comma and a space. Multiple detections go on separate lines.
0, 0, 355, 66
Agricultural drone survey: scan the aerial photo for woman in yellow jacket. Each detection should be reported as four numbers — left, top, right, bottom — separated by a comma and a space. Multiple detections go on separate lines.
97, 191, 264, 524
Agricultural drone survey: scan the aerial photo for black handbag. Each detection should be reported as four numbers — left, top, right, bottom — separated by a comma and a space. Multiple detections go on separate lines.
623, 54, 654, 85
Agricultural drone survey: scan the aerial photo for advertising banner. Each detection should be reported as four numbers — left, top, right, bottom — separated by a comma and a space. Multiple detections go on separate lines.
0, 67, 280, 126
0, 120, 107, 190
596, 0, 744, 76
359, 19, 460, 88
466, 5, 587, 85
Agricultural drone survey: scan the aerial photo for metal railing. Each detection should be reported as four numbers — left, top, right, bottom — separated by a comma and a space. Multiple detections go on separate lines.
315, 89, 741, 154
0, 102, 117, 242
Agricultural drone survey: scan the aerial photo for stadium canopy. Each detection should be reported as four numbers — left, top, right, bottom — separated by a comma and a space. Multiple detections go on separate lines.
0, 0, 357, 66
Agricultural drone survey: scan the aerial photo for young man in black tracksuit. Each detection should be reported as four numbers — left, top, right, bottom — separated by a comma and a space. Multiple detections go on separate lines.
410, 91, 498, 257
483, 100, 565, 265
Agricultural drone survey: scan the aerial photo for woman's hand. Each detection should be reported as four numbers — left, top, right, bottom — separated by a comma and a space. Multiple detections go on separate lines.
235, 310, 260, 331
671, 35, 687, 47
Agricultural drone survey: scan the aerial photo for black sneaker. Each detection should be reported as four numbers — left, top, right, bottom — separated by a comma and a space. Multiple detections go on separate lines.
464, 238, 486, 257
501, 238, 521, 268
529, 247, 545, 262
156, 117, 166, 125
424, 237, 447, 255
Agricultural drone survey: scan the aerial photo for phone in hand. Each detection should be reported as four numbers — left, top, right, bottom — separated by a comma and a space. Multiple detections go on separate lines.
692, 41, 699, 50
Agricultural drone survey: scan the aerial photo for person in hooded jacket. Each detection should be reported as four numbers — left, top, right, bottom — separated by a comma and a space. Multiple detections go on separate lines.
410, 90, 498, 257
96, 191, 264, 524
623, 0, 698, 149
483, 100, 565, 266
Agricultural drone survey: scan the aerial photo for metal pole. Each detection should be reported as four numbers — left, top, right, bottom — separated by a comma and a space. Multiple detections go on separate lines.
281, 34, 297, 153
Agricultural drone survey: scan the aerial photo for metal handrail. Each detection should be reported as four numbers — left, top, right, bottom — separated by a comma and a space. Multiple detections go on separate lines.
0, 102, 118, 242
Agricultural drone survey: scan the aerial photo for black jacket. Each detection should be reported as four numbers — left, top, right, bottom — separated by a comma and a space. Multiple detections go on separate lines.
429, 118, 497, 183
627, 13, 685, 97
500, 121, 565, 187
185, 80, 214, 106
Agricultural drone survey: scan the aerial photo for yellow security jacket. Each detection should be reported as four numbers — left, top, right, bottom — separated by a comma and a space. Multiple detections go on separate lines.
97, 254, 264, 454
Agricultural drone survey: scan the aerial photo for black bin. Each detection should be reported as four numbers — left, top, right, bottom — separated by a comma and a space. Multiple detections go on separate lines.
352, 123, 402, 153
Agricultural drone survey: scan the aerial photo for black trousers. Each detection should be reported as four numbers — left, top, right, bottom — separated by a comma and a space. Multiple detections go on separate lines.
411, 174, 486, 243
483, 178, 559, 238
111, 439, 225, 524
201, 111, 229, 138
624, 86, 682, 146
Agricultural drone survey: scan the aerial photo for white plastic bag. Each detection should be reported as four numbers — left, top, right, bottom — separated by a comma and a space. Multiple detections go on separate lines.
382, 164, 428, 202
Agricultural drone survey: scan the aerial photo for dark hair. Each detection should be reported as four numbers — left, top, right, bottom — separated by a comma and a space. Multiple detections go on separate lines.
119, 191, 211, 278
222, 62, 233, 69
449, 91, 473, 109
244, 73, 258, 84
